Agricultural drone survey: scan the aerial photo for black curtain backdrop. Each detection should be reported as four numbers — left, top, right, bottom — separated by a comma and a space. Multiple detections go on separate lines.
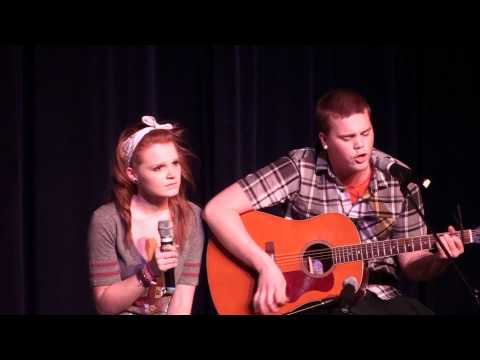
1, 45, 479, 314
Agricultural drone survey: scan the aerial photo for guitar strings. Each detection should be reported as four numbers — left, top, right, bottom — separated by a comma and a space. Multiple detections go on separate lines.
272, 229, 479, 260
269, 229, 480, 267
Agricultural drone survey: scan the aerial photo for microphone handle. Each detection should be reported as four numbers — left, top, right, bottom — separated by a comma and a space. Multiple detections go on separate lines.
164, 268, 176, 294
338, 284, 356, 314
160, 239, 176, 295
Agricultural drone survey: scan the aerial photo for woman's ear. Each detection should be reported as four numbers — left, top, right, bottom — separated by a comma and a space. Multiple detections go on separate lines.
126, 166, 138, 184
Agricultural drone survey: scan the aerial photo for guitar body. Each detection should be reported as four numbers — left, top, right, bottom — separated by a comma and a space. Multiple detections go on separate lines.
207, 211, 365, 315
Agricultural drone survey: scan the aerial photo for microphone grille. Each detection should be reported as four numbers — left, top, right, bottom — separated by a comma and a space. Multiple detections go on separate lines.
374, 155, 395, 173
343, 276, 359, 291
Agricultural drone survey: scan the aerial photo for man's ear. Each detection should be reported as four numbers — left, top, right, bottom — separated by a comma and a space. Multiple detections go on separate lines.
318, 133, 327, 149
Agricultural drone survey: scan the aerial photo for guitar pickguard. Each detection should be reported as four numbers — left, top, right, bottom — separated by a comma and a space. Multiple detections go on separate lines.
284, 271, 334, 302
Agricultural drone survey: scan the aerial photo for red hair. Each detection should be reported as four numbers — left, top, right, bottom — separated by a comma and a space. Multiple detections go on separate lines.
111, 120, 196, 249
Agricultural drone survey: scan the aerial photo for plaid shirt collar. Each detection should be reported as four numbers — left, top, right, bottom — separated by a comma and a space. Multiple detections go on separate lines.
314, 147, 390, 195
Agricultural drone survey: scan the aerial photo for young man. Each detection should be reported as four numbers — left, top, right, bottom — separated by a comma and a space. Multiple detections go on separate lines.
203, 89, 464, 315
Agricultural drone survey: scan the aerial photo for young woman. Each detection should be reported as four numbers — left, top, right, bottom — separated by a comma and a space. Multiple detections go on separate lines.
88, 115, 204, 315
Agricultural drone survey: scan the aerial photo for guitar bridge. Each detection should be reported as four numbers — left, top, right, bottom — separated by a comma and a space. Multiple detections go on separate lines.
265, 241, 275, 260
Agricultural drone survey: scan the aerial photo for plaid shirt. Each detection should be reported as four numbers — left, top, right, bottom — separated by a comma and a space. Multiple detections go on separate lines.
238, 147, 427, 300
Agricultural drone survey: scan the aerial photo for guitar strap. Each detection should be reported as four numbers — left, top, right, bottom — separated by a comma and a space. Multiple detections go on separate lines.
367, 189, 396, 240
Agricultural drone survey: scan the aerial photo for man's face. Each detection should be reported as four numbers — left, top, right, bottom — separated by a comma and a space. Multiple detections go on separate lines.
319, 110, 374, 181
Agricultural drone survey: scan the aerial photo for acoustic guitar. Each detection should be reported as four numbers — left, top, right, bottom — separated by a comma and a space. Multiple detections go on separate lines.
207, 210, 479, 314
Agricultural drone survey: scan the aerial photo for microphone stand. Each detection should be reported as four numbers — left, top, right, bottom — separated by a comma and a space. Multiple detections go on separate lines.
399, 179, 480, 310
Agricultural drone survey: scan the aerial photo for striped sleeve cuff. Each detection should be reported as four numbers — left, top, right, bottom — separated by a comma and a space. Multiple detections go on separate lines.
89, 260, 121, 286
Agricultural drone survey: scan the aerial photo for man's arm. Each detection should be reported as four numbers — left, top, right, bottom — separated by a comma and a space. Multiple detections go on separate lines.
202, 182, 288, 314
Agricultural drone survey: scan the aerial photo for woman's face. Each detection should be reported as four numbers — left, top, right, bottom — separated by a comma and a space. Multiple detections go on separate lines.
130, 142, 182, 199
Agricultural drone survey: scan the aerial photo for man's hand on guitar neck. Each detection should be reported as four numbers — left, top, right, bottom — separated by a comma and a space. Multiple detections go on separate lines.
400, 225, 465, 281
436, 225, 464, 260
253, 256, 289, 314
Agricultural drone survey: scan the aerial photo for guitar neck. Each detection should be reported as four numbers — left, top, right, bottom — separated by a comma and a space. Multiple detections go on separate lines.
332, 229, 478, 264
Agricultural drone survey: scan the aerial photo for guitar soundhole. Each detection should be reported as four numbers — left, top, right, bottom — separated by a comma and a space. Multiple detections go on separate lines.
302, 243, 332, 277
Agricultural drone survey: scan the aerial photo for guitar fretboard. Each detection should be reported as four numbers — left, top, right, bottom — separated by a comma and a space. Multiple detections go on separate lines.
332, 230, 474, 264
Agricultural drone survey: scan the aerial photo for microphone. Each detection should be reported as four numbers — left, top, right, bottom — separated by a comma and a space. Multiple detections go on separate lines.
375, 156, 414, 185
338, 276, 359, 314
158, 220, 176, 295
